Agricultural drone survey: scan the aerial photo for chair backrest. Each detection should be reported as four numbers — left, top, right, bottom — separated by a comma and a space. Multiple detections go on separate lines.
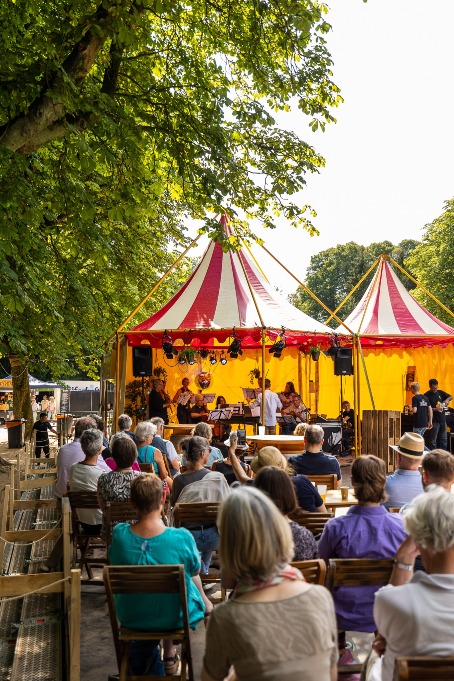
393, 656, 454, 680
103, 564, 190, 669
67, 490, 100, 529
105, 500, 137, 547
290, 559, 327, 585
290, 512, 333, 536
138, 463, 154, 473
305, 474, 337, 490
173, 502, 220, 527
327, 557, 394, 590
388, 507, 401, 513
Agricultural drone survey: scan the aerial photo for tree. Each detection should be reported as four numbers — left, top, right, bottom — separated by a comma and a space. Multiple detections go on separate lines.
0, 0, 341, 426
405, 200, 454, 326
290, 239, 420, 325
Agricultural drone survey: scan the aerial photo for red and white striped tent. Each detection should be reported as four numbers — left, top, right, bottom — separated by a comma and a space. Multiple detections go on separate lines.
126, 226, 334, 349
334, 258, 454, 348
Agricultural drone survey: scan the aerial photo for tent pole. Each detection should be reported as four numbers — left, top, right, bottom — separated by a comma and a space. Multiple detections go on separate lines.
387, 255, 454, 321
355, 339, 362, 455
324, 256, 382, 325
297, 351, 302, 399
261, 329, 266, 431
108, 233, 203, 342
357, 339, 375, 409
258, 243, 354, 334
352, 337, 358, 457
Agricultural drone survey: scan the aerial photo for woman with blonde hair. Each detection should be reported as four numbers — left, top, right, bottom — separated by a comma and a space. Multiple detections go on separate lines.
202, 487, 337, 681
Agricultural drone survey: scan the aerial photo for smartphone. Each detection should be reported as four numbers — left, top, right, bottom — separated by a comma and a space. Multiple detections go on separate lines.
237, 428, 246, 446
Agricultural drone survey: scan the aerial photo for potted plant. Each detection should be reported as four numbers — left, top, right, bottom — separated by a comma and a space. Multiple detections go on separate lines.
178, 348, 195, 364
310, 343, 321, 362
153, 366, 168, 381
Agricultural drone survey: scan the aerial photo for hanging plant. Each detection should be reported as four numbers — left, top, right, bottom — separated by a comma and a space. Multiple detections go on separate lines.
153, 366, 168, 381
309, 343, 322, 361
249, 367, 261, 385
178, 349, 195, 364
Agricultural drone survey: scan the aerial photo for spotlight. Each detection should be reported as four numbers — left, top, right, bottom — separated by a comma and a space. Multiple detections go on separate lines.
227, 334, 243, 359
178, 354, 186, 365
162, 331, 178, 360
269, 329, 286, 358
220, 353, 227, 365
209, 354, 217, 365
200, 349, 209, 359
188, 357, 195, 365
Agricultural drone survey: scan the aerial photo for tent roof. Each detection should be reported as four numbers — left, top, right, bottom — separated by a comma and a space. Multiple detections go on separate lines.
2, 375, 63, 389
334, 259, 454, 348
127, 222, 334, 348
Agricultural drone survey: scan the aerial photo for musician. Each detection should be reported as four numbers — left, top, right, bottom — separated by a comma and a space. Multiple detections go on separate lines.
190, 393, 209, 424
210, 396, 231, 443
172, 377, 193, 424
281, 394, 308, 434
148, 378, 171, 424
279, 381, 297, 409
341, 400, 354, 454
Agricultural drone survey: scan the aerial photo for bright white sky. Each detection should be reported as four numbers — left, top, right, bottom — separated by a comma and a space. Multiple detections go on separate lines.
188, 0, 454, 295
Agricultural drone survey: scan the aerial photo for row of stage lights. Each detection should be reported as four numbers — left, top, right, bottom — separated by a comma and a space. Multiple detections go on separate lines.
162, 327, 287, 364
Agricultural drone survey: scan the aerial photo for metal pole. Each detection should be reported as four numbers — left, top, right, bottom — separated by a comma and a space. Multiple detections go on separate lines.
260, 329, 266, 431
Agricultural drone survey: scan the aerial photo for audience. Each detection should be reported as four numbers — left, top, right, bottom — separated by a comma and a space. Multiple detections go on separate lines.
117, 413, 136, 442
191, 422, 223, 468
421, 448, 454, 490
171, 436, 230, 575
134, 421, 172, 489
202, 487, 337, 681
109, 474, 212, 676
97, 434, 142, 540
69, 428, 105, 535
318, 455, 406, 654
385, 432, 424, 509
211, 430, 250, 485
254, 466, 318, 561
55, 416, 109, 498
368, 486, 454, 681
288, 424, 342, 488
149, 417, 180, 475
105, 432, 141, 471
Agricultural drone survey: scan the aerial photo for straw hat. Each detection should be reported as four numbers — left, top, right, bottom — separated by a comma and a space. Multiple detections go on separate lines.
390, 432, 425, 458
250, 446, 287, 473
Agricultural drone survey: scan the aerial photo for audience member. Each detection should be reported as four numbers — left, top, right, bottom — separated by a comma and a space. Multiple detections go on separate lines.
368, 487, 454, 681
288, 424, 342, 488
171, 436, 230, 574
318, 455, 406, 648
149, 417, 180, 475
191, 422, 223, 467
254, 466, 318, 561
134, 421, 172, 488
202, 487, 337, 681
211, 430, 250, 485
117, 413, 136, 442
105, 432, 141, 471
109, 474, 212, 676
385, 432, 424, 509
421, 449, 454, 490
55, 416, 108, 498
97, 434, 142, 540
69, 428, 104, 534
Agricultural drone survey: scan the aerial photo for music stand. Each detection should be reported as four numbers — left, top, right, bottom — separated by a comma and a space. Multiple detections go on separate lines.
209, 407, 233, 444
191, 394, 216, 404
242, 387, 259, 401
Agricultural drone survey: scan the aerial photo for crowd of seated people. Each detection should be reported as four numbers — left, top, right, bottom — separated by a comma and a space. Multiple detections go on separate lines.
53, 412, 454, 680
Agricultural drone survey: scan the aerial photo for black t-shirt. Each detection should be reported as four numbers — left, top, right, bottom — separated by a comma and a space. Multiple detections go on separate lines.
342, 409, 354, 430
424, 389, 450, 423
412, 394, 431, 428
32, 420, 52, 443
190, 405, 208, 424
291, 475, 324, 512
212, 459, 247, 486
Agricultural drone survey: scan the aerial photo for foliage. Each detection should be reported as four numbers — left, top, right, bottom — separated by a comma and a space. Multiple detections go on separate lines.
405, 201, 454, 326
290, 240, 420, 326
124, 379, 147, 422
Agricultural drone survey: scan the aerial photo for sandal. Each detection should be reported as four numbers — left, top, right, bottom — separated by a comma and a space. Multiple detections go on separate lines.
164, 654, 180, 675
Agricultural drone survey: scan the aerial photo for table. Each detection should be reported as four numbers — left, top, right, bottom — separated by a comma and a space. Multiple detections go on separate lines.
246, 435, 306, 455
323, 488, 357, 509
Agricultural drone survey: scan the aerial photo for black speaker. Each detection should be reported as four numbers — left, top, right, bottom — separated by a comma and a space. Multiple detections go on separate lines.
132, 346, 152, 377
334, 348, 353, 376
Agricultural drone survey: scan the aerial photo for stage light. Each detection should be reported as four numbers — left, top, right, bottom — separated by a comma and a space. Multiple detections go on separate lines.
188, 357, 195, 365
209, 354, 217, 365
269, 328, 286, 358
200, 349, 209, 359
220, 353, 227, 365
227, 334, 242, 359
178, 355, 186, 365
162, 332, 178, 360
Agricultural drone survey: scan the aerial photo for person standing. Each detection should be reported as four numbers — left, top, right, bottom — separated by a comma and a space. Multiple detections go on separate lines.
424, 379, 452, 450
31, 412, 58, 458
410, 382, 432, 437
148, 379, 170, 423
251, 378, 282, 435
172, 377, 193, 424
48, 395, 56, 421
31, 395, 40, 422
41, 394, 50, 417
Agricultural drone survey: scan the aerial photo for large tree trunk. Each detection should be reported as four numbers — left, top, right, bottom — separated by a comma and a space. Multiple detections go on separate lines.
10, 357, 33, 440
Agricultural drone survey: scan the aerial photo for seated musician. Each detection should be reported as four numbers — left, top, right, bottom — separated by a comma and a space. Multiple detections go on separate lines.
279, 381, 297, 409
341, 400, 354, 453
281, 394, 308, 434
190, 394, 209, 424
210, 395, 232, 445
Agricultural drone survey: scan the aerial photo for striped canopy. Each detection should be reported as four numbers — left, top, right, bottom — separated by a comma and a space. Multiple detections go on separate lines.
127, 228, 334, 348
335, 259, 454, 348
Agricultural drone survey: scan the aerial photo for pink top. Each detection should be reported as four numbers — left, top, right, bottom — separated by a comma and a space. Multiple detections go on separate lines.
105, 458, 141, 472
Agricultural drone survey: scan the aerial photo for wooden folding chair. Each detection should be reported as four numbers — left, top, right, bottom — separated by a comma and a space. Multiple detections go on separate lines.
290, 559, 327, 585
305, 474, 337, 490
393, 656, 454, 680
327, 557, 394, 676
173, 503, 223, 599
67, 490, 106, 579
290, 512, 333, 536
103, 564, 193, 681
105, 500, 137, 549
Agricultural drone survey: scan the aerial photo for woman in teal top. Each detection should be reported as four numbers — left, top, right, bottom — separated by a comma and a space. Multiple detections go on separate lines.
109, 474, 213, 674
134, 420, 170, 483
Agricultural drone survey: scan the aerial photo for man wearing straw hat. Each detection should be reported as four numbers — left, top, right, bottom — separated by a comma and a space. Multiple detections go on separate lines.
384, 432, 425, 510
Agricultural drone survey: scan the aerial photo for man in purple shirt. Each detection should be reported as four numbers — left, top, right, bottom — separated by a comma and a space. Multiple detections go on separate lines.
55, 416, 110, 498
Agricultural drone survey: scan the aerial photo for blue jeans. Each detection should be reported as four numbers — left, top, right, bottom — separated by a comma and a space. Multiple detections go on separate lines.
128, 640, 164, 676
413, 427, 427, 437
427, 422, 448, 451
190, 526, 219, 574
